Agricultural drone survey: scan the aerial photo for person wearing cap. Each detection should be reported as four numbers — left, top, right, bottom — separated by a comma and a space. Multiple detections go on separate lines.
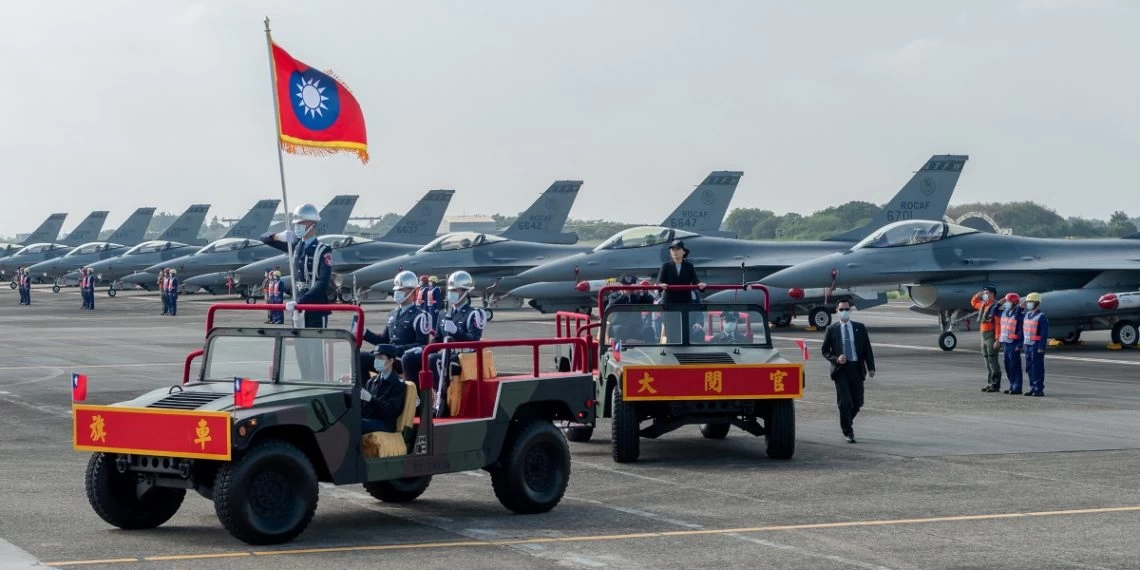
359, 344, 407, 433
1021, 292, 1049, 397
80, 267, 96, 310
16, 267, 31, 305
429, 271, 489, 416
995, 292, 1025, 394
711, 310, 746, 343
657, 239, 706, 304
970, 285, 1003, 392
158, 269, 170, 315
261, 203, 333, 328
267, 270, 285, 324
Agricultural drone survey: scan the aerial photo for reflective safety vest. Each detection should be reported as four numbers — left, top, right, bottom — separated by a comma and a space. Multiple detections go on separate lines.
166, 279, 177, 292
1023, 312, 1043, 344
999, 312, 1020, 343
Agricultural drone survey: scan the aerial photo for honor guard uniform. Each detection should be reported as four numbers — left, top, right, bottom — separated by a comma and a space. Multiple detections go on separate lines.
80, 268, 96, 310
166, 269, 179, 316
429, 271, 488, 414
1021, 292, 1049, 397
361, 271, 432, 382
260, 203, 333, 328
997, 293, 1025, 394
159, 269, 170, 315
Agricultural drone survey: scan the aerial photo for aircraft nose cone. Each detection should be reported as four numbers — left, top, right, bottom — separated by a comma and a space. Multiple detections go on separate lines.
121, 272, 155, 285
369, 279, 395, 293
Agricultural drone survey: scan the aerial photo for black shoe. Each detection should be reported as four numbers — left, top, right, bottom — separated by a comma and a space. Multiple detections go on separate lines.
845, 435, 856, 443
1033, 392, 1043, 397
982, 386, 999, 392
1005, 389, 1022, 395
1024, 391, 1035, 396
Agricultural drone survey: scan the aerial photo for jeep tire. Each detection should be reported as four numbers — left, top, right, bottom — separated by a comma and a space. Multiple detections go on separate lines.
765, 400, 796, 460
492, 421, 571, 514
85, 453, 185, 530
213, 440, 319, 545
364, 476, 432, 503
699, 422, 730, 440
611, 390, 640, 463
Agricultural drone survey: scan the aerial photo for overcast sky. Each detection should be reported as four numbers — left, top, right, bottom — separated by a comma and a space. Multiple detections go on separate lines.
2, 0, 1136, 235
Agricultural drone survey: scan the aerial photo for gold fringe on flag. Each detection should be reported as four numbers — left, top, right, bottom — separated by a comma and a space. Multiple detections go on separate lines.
280, 139, 369, 164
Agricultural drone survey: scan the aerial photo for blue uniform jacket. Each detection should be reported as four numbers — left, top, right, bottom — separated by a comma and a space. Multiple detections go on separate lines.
261, 232, 332, 310
440, 302, 486, 342
363, 305, 432, 356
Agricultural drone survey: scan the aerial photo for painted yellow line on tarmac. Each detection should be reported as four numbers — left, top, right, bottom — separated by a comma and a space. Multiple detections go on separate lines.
42, 504, 1140, 566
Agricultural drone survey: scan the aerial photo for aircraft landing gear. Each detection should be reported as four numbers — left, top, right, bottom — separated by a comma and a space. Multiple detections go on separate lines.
52, 279, 61, 293
772, 315, 793, 328
937, 309, 972, 351
1060, 331, 1082, 345
107, 286, 117, 297
808, 307, 832, 330
1112, 321, 1138, 347
8, 280, 16, 290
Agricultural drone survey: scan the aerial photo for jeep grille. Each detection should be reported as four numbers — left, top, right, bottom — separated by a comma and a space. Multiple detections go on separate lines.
147, 391, 228, 410
674, 352, 735, 365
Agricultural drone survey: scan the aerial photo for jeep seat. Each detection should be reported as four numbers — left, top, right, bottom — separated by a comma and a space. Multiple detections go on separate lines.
361, 380, 418, 458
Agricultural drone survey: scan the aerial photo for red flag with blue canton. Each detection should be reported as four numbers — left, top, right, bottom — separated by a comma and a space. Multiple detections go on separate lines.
72, 373, 87, 401
233, 377, 259, 409
270, 42, 368, 164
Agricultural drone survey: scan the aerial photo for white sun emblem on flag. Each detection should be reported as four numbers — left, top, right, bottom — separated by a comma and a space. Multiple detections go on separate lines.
295, 77, 330, 118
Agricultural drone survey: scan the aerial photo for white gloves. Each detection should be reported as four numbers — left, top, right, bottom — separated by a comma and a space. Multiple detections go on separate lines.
442, 320, 458, 334
278, 230, 296, 242
285, 301, 297, 312
360, 389, 372, 402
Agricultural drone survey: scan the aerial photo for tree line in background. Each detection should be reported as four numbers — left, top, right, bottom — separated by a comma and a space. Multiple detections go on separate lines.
7, 202, 1136, 244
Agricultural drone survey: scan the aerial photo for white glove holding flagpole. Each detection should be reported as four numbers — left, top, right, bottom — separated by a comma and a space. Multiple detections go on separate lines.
286, 301, 297, 312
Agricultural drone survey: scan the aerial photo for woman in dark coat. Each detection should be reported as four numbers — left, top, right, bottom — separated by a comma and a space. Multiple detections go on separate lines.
657, 239, 705, 304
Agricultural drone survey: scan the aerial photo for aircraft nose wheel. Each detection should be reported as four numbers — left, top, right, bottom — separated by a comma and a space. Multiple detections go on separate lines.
107, 287, 117, 298
808, 307, 832, 329
52, 285, 61, 293
8, 281, 15, 290
1112, 321, 1138, 347
938, 331, 957, 351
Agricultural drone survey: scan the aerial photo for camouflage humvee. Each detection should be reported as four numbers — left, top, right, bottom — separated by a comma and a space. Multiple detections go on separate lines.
73, 304, 596, 545
555, 285, 803, 463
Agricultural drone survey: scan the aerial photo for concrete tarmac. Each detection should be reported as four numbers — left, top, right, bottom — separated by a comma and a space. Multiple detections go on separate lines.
1, 285, 1139, 569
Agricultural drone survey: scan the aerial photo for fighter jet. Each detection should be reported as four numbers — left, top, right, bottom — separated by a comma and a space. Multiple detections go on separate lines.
346, 182, 589, 301
760, 218, 1140, 349
512, 155, 968, 324
146, 196, 356, 291
231, 189, 455, 299
2, 207, 163, 281
0, 213, 69, 267
28, 205, 209, 289
82, 199, 278, 295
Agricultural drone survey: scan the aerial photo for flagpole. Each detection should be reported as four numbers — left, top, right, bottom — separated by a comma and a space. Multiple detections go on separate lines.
263, 17, 298, 326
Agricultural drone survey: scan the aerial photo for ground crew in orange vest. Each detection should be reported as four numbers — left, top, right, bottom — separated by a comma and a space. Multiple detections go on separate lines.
166, 269, 179, 316
971, 284, 1002, 392
1021, 292, 1048, 397
995, 292, 1025, 394
159, 269, 170, 315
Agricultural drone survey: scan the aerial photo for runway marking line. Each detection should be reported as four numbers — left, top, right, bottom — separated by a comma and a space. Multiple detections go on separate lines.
41, 504, 1140, 566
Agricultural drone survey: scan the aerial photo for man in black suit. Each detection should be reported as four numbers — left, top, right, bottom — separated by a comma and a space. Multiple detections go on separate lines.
820, 299, 876, 443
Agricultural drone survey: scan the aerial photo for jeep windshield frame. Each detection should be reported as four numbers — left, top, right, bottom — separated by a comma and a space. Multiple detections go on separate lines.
598, 303, 772, 352
199, 327, 359, 387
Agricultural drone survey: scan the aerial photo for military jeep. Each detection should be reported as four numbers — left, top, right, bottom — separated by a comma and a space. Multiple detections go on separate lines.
555, 284, 803, 463
73, 303, 595, 545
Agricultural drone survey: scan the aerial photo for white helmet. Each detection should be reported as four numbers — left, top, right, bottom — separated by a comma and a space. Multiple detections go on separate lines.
291, 203, 321, 224
447, 270, 475, 291
392, 270, 419, 291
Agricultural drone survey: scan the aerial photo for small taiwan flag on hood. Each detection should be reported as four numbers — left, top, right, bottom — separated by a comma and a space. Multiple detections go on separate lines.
234, 377, 259, 409
612, 339, 622, 362
72, 373, 87, 401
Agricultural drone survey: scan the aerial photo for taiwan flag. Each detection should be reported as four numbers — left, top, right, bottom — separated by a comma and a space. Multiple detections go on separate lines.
795, 338, 809, 362
612, 339, 622, 362
270, 42, 368, 164
71, 373, 87, 401
233, 377, 259, 409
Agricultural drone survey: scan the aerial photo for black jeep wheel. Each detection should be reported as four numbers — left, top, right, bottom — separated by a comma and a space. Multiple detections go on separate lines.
492, 421, 571, 514
611, 390, 640, 463
699, 423, 730, 440
213, 440, 319, 545
85, 453, 185, 530
563, 424, 594, 443
764, 400, 796, 460
363, 476, 432, 503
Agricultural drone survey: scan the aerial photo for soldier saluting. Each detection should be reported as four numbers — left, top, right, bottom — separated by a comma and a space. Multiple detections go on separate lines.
261, 203, 332, 328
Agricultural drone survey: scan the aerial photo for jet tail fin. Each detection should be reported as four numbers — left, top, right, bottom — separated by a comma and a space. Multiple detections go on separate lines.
661, 171, 742, 236
106, 207, 157, 246
499, 181, 582, 244
157, 204, 211, 245
21, 213, 68, 245
223, 199, 281, 239
380, 189, 455, 244
60, 211, 109, 246
315, 195, 359, 236
824, 154, 968, 242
